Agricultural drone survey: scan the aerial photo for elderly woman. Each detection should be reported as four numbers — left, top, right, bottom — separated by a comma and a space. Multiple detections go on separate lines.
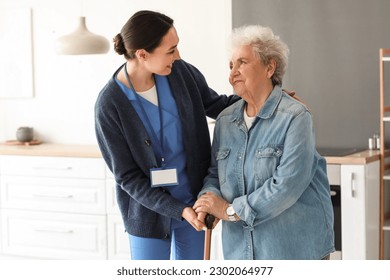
194, 25, 335, 260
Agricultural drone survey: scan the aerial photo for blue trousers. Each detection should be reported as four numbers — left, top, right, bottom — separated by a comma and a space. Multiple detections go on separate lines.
128, 219, 205, 260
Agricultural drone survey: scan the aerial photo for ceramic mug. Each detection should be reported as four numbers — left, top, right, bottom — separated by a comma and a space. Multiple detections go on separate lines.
16, 127, 34, 142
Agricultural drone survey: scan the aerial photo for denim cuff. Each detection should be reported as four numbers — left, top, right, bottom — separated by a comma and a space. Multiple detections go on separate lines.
233, 195, 256, 227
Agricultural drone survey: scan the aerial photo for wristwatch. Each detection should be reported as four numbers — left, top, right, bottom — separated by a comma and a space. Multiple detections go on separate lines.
226, 204, 237, 222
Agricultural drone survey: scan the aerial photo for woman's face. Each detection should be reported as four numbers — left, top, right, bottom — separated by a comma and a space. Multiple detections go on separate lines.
144, 27, 181, 76
229, 45, 273, 100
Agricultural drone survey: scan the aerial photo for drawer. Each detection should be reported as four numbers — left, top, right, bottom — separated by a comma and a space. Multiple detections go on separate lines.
1, 210, 107, 259
0, 155, 106, 179
1, 176, 106, 214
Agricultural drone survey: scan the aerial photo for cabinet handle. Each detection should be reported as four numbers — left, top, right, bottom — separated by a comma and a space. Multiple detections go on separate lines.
32, 166, 73, 171
33, 194, 74, 199
350, 172, 356, 197
33, 228, 74, 234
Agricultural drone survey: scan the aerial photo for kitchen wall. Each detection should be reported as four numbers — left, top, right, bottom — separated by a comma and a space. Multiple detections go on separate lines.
4, 0, 389, 149
0, 0, 232, 144
233, 0, 390, 149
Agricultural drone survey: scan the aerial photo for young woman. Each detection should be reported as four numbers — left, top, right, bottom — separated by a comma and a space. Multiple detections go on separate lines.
94, 10, 238, 260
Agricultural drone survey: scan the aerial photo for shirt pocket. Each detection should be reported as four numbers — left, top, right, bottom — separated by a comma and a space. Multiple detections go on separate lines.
254, 146, 283, 186
216, 148, 231, 185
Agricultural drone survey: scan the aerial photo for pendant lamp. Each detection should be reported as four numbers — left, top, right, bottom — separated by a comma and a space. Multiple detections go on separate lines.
56, 16, 109, 55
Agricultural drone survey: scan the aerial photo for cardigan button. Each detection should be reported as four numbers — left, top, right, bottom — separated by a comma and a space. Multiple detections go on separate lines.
145, 139, 151, 146
164, 233, 170, 239
161, 189, 170, 194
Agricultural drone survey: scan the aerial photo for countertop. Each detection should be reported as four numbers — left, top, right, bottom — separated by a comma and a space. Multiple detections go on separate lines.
0, 143, 383, 164
0, 143, 102, 158
324, 149, 382, 165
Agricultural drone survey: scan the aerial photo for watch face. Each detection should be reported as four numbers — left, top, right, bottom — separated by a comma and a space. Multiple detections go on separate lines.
226, 205, 235, 216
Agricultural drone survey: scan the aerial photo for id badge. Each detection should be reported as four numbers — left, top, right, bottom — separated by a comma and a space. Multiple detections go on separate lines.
150, 167, 179, 187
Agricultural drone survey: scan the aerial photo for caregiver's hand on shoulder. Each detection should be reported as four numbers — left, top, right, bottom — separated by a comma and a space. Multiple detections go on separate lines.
193, 192, 229, 221
182, 207, 206, 231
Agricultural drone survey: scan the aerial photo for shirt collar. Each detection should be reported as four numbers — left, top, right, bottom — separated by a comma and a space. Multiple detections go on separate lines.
231, 85, 283, 123
258, 85, 283, 119
113, 64, 164, 101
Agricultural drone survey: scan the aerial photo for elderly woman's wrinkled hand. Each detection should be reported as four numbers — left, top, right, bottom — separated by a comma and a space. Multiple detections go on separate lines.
193, 192, 229, 221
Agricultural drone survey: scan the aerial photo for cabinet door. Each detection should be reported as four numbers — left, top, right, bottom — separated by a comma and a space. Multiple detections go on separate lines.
0, 156, 106, 179
1, 210, 107, 259
107, 214, 130, 259
341, 164, 366, 259
1, 176, 106, 215
341, 162, 380, 260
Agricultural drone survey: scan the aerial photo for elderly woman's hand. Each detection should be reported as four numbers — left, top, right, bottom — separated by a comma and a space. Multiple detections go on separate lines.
193, 192, 229, 221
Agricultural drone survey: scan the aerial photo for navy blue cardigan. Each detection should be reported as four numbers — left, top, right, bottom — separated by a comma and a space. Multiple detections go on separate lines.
95, 60, 239, 239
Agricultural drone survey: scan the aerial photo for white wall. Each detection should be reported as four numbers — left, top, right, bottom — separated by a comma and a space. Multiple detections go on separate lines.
0, 0, 232, 144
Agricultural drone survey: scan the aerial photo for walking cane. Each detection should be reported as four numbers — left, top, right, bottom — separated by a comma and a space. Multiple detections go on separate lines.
203, 214, 215, 260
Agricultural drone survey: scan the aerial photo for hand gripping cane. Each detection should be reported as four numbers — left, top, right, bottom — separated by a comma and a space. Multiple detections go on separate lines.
203, 214, 215, 260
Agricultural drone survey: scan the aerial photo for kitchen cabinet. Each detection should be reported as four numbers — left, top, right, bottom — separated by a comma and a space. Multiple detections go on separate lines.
0, 144, 132, 260
340, 161, 380, 259
322, 153, 380, 260
0, 155, 108, 259
0, 144, 381, 260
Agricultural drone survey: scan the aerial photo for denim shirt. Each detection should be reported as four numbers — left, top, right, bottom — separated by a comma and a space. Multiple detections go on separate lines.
200, 86, 335, 259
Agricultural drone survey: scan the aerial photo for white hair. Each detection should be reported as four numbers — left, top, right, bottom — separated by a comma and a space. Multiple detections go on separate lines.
230, 25, 289, 86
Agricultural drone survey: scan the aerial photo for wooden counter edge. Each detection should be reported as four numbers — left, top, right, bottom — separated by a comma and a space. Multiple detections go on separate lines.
0, 143, 102, 158
325, 150, 382, 165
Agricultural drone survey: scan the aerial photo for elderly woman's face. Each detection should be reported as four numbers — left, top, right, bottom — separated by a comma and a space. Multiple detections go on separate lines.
229, 45, 273, 100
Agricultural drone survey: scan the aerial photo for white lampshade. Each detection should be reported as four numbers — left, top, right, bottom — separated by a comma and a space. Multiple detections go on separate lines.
56, 16, 110, 55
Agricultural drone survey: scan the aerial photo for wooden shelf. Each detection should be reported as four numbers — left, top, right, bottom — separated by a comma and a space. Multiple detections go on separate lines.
379, 48, 390, 259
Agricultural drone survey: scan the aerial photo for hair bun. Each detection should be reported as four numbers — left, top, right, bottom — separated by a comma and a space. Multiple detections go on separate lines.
113, 33, 127, 55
